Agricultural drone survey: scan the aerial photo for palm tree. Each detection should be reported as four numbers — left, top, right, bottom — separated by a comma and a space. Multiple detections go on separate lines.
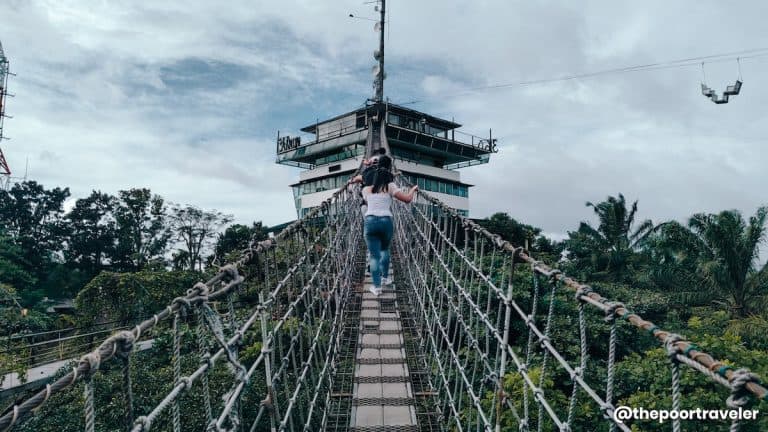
565, 194, 654, 282
652, 207, 768, 317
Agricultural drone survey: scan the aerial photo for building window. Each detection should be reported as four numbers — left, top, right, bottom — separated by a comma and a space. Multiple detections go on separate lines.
402, 174, 469, 198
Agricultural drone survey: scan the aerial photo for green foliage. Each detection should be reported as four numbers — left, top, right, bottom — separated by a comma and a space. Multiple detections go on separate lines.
476, 212, 563, 262
0, 181, 70, 301
112, 188, 171, 271
0, 232, 37, 302
4, 181, 768, 431
75, 269, 200, 326
650, 207, 768, 317
168, 204, 234, 271
65, 190, 117, 276
477, 212, 541, 247
614, 328, 768, 431
212, 222, 269, 264
0, 181, 70, 269
564, 194, 653, 283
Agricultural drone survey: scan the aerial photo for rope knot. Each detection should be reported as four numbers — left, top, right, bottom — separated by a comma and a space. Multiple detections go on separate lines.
603, 301, 624, 322
260, 392, 275, 412
664, 333, 684, 360
191, 282, 210, 297
496, 388, 507, 403
539, 335, 551, 347
571, 366, 583, 380
548, 269, 562, 281
172, 296, 193, 314
575, 285, 593, 301
200, 352, 215, 369
726, 368, 760, 409
600, 402, 614, 416
178, 376, 192, 390
220, 264, 239, 281
113, 330, 136, 359
524, 313, 535, 326
133, 415, 151, 432
80, 352, 102, 377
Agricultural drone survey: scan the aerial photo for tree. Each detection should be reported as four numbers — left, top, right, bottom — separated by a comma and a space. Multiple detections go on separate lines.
112, 189, 170, 271
212, 222, 268, 263
0, 181, 70, 274
565, 194, 653, 282
65, 191, 117, 276
167, 205, 233, 271
171, 249, 191, 271
477, 213, 563, 262
0, 231, 37, 300
651, 207, 768, 317
477, 213, 540, 247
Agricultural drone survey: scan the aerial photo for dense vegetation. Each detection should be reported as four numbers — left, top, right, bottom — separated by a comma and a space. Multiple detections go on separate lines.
2, 181, 767, 430
0, 181, 268, 384
478, 195, 768, 430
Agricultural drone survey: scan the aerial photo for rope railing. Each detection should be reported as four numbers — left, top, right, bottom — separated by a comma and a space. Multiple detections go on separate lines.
3, 107, 766, 432
0, 180, 365, 432
389, 172, 766, 431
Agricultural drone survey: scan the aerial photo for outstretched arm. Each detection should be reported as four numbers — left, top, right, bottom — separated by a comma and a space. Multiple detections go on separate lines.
350, 174, 363, 184
394, 185, 419, 203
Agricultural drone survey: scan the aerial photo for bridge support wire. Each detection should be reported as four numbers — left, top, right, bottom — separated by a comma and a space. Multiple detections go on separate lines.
388, 170, 767, 431
0, 181, 365, 432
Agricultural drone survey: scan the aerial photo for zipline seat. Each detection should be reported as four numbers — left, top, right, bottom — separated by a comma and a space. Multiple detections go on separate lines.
724, 80, 742, 96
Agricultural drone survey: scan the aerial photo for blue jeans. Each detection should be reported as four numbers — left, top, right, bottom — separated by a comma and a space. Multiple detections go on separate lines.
364, 215, 393, 287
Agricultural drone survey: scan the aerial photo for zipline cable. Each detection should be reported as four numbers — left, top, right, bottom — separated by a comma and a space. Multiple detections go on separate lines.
396, 47, 768, 106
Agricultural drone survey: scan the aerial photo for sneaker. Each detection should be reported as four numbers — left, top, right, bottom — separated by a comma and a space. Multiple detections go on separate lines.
382, 277, 393, 286
368, 285, 382, 296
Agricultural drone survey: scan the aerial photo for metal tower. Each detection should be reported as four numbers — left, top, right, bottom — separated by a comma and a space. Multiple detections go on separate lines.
276, 2, 498, 218
0, 40, 11, 187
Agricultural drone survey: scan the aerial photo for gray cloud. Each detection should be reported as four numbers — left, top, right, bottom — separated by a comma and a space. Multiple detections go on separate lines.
0, 0, 766, 246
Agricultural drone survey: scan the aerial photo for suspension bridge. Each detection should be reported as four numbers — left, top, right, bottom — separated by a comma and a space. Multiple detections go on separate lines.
1, 116, 766, 432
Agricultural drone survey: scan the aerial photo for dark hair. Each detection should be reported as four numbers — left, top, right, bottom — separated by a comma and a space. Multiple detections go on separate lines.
375, 147, 386, 156
377, 155, 392, 170
371, 155, 393, 193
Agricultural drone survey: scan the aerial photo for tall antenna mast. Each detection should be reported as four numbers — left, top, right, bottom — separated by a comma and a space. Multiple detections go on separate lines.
373, 0, 386, 102
0, 40, 12, 184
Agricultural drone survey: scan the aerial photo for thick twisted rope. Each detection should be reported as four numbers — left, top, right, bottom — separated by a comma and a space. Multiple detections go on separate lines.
401, 179, 768, 403
0, 177, 360, 431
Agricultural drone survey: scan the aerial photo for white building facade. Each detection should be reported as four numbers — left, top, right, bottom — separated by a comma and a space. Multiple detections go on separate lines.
277, 103, 496, 218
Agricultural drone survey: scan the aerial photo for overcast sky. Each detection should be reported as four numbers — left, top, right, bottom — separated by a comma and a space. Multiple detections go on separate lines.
1, 1, 767, 243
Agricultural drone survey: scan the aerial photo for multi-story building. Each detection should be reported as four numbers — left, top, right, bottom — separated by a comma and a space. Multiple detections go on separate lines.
276, 102, 496, 218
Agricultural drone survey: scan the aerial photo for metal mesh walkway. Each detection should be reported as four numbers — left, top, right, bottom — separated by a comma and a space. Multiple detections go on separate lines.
349, 273, 418, 429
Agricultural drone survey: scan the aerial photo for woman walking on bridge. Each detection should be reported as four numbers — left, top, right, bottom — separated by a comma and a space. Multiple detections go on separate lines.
356, 155, 418, 296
